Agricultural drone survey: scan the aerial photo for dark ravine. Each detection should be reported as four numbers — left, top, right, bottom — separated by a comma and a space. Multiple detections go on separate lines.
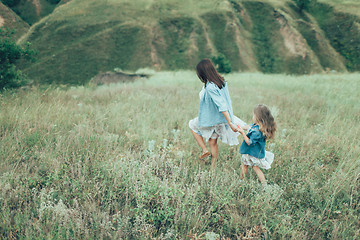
89, 71, 149, 86
1, 0, 359, 85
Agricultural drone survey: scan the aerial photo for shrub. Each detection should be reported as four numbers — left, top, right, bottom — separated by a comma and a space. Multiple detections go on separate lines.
211, 53, 232, 74
0, 27, 36, 90
46, 0, 61, 4
293, 0, 317, 12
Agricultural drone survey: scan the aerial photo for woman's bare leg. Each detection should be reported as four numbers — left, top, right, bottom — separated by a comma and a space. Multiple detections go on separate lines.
252, 166, 266, 184
209, 138, 218, 170
190, 130, 209, 156
240, 164, 249, 180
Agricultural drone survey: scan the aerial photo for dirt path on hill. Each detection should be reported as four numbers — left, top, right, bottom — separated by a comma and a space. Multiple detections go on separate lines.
276, 13, 307, 58
33, 0, 41, 16
0, 16, 4, 27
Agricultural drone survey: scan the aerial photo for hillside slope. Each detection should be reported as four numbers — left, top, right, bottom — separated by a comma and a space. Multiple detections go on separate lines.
318, 0, 360, 17
1, 0, 63, 25
17, 0, 360, 84
0, 2, 29, 38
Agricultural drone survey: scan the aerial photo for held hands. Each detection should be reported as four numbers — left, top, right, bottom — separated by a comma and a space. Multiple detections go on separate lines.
230, 123, 244, 133
229, 122, 240, 132
236, 124, 245, 134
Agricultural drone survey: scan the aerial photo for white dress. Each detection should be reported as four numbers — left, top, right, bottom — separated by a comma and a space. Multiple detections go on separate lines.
188, 87, 247, 146
241, 151, 274, 170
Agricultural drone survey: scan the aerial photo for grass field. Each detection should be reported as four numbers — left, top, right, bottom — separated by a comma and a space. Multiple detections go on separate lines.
0, 72, 359, 239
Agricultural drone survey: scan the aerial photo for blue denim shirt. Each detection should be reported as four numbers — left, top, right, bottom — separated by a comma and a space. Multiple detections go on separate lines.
198, 82, 234, 127
239, 124, 266, 159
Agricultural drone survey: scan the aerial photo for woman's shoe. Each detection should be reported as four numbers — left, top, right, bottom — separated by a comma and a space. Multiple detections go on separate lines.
199, 151, 211, 159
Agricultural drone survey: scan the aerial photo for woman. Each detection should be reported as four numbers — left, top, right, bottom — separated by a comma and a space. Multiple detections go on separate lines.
189, 58, 246, 169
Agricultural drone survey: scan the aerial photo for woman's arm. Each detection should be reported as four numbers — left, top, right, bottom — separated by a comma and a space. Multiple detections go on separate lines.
207, 84, 238, 132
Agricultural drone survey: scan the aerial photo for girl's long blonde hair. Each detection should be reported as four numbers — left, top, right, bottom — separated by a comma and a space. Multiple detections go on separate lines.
253, 104, 277, 139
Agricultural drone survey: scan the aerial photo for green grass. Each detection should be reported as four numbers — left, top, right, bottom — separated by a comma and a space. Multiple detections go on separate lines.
157, 16, 197, 69
317, 0, 360, 17
1, 72, 359, 239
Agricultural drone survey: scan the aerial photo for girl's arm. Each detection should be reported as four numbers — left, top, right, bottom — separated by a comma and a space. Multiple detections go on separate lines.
241, 125, 250, 131
221, 111, 239, 132
238, 127, 250, 145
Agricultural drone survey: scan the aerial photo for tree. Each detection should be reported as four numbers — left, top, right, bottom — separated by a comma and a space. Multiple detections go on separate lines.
211, 53, 232, 74
0, 27, 36, 90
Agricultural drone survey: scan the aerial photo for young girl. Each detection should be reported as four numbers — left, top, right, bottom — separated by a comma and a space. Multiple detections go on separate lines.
189, 58, 246, 170
237, 104, 276, 183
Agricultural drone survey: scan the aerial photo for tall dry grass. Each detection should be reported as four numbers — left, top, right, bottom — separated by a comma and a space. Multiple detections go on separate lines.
0, 71, 359, 239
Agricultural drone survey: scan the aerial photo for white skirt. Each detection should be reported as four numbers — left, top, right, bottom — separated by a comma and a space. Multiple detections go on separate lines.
188, 116, 247, 146
241, 151, 274, 170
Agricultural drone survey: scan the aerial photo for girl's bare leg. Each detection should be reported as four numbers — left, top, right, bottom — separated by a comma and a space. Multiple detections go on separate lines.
190, 130, 209, 156
208, 138, 218, 170
252, 166, 266, 184
240, 164, 249, 180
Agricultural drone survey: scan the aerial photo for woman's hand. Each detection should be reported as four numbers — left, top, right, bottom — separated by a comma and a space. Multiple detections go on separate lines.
221, 111, 242, 133
229, 122, 240, 132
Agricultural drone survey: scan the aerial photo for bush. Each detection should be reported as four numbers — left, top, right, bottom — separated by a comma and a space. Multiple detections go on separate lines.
47, 0, 61, 4
293, 0, 316, 12
211, 53, 232, 74
0, 27, 36, 90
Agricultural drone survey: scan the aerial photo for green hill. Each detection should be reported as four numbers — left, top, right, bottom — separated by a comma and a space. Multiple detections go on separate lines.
318, 0, 360, 17
15, 0, 360, 84
0, 2, 29, 38
1, 0, 62, 25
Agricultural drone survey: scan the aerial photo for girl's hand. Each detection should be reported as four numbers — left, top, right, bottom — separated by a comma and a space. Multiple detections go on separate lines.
242, 125, 249, 131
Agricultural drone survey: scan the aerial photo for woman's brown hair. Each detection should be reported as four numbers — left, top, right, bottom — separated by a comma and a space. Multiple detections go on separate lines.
196, 58, 225, 89
253, 104, 277, 139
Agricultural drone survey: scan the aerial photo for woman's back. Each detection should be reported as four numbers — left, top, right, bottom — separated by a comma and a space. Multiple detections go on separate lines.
198, 82, 233, 127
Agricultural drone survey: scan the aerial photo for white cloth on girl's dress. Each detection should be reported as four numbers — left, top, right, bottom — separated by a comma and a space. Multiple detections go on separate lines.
188, 115, 247, 146
241, 151, 274, 170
